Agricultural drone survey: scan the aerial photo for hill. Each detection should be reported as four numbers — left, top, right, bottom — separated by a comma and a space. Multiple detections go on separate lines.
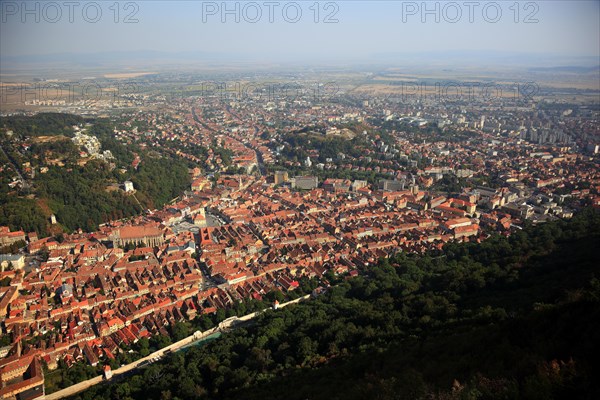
0, 113, 84, 137
0, 114, 190, 234
68, 208, 600, 400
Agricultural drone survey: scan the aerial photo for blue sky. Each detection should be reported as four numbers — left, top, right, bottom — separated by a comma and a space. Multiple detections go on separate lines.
1, 1, 599, 63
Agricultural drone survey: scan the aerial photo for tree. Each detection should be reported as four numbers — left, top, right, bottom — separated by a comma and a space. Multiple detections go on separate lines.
136, 337, 150, 357
265, 290, 285, 303
196, 315, 214, 331
171, 322, 189, 341
296, 337, 317, 365
150, 335, 172, 350
215, 308, 226, 323
67, 209, 600, 400
39, 246, 50, 262
160, 390, 172, 400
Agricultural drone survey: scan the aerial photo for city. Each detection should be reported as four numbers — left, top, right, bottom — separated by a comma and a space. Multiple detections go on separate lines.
1, 1, 599, 400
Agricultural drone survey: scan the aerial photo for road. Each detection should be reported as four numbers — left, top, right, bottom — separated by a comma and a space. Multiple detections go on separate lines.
250, 143, 266, 177
192, 106, 265, 177
0, 143, 30, 189
191, 107, 216, 133
44, 294, 311, 400
45, 328, 219, 400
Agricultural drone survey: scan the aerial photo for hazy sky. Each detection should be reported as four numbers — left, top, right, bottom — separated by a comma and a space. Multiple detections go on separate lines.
1, 1, 599, 63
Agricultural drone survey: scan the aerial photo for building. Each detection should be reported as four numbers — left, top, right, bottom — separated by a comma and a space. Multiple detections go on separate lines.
58, 283, 73, 299
0, 254, 25, 271
193, 208, 208, 227
0, 227, 26, 247
456, 169, 475, 178
191, 177, 210, 191
586, 143, 598, 155
379, 179, 405, 191
83, 343, 99, 367
351, 180, 368, 192
124, 181, 135, 193
104, 365, 113, 379
322, 178, 352, 193
291, 176, 318, 190
274, 171, 289, 185
0, 356, 45, 400
111, 225, 165, 248
0, 287, 18, 316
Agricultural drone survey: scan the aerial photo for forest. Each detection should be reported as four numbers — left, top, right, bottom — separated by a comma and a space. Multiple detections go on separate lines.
0, 114, 191, 234
0, 113, 84, 137
34, 160, 142, 232
67, 208, 600, 400
281, 131, 370, 163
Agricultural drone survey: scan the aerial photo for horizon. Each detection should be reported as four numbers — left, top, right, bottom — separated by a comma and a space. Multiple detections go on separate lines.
1, 1, 599, 69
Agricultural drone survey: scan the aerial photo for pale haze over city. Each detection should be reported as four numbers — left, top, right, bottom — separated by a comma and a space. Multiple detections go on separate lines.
2, 1, 599, 63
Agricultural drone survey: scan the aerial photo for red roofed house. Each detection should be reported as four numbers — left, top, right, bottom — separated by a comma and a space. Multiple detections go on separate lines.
112, 225, 164, 248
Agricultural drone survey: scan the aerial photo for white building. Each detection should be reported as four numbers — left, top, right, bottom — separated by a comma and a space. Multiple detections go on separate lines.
124, 181, 135, 193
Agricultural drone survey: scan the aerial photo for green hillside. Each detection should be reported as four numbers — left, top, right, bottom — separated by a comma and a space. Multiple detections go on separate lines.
0, 114, 190, 235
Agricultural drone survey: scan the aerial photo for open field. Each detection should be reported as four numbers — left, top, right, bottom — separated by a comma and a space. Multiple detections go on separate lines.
103, 72, 156, 79
1, 66, 597, 113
